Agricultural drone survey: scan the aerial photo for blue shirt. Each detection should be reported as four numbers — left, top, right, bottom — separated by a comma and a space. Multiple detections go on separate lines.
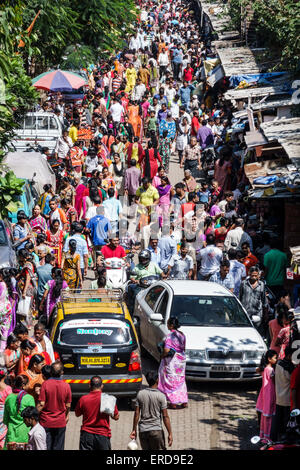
13, 224, 29, 251
179, 85, 195, 105
87, 215, 112, 247
172, 48, 183, 64
148, 246, 162, 268
63, 234, 88, 268
158, 236, 177, 270
36, 263, 53, 299
210, 271, 234, 291
197, 190, 211, 204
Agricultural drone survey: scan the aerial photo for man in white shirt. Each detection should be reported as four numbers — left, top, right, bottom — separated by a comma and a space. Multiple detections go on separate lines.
33, 323, 55, 363
132, 79, 146, 102
103, 187, 123, 234
224, 218, 253, 252
21, 407, 47, 450
109, 98, 124, 131
85, 195, 102, 222
197, 233, 223, 280
54, 130, 72, 161
158, 48, 169, 79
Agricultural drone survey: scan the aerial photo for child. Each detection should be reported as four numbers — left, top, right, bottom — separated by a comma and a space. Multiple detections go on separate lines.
210, 179, 221, 198
256, 349, 277, 442
197, 182, 211, 205
146, 110, 157, 138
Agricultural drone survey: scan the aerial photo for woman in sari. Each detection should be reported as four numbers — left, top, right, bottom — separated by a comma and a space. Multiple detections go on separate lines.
38, 184, 54, 218
17, 340, 38, 375
4, 334, 20, 378
23, 354, 45, 400
158, 317, 188, 409
46, 219, 66, 267
39, 268, 69, 328
157, 176, 173, 226
29, 205, 47, 236
214, 155, 232, 193
128, 101, 143, 141
125, 63, 137, 95
110, 135, 125, 164
139, 140, 162, 179
16, 249, 36, 326
0, 271, 13, 352
60, 198, 78, 233
126, 137, 144, 168
158, 129, 172, 173
3, 374, 35, 449
0, 369, 12, 448
61, 239, 82, 290
149, 59, 159, 96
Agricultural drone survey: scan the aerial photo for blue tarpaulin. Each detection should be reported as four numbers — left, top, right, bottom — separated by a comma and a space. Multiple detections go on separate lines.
229, 72, 288, 88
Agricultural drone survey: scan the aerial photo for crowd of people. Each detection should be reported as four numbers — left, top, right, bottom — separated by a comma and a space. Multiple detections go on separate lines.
0, 0, 299, 451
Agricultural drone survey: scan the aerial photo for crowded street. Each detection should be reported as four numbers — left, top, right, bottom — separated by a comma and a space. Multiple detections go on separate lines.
0, 0, 300, 454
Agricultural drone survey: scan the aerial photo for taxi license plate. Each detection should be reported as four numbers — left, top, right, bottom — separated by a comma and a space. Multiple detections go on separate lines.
211, 365, 240, 372
81, 357, 111, 365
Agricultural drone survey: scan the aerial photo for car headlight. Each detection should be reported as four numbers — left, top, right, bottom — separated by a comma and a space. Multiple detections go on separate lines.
186, 349, 206, 360
244, 350, 261, 360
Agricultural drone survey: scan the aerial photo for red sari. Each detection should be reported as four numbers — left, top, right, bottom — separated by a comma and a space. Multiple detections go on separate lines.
139, 148, 162, 179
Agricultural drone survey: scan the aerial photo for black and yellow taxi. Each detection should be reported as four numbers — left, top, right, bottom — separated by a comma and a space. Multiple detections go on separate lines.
50, 289, 142, 397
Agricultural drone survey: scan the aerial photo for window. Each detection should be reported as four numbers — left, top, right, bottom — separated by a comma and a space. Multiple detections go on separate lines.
171, 295, 251, 327
145, 286, 164, 310
24, 116, 36, 129
36, 116, 49, 130
155, 291, 169, 320
58, 321, 133, 347
49, 116, 58, 129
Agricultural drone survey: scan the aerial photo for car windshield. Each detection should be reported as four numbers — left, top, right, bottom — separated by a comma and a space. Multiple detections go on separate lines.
171, 295, 251, 327
57, 319, 133, 347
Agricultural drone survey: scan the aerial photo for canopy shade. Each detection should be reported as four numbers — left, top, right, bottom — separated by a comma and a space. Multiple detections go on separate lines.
32, 69, 87, 92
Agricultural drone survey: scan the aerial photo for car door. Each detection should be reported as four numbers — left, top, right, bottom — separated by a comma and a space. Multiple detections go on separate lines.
148, 289, 171, 361
135, 284, 164, 353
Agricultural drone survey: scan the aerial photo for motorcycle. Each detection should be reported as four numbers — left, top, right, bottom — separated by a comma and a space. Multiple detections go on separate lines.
251, 409, 300, 450
125, 274, 160, 315
101, 254, 134, 292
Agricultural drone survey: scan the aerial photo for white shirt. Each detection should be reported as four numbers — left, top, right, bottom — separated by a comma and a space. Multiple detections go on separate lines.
165, 86, 176, 103
198, 245, 223, 276
109, 102, 124, 123
224, 227, 253, 251
133, 83, 146, 102
170, 101, 180, 119
158, 52, 169, 66
34, 334, 55, 363
27, 423, 47, 450
55, 136, 72, 159
85, 205, 98, 221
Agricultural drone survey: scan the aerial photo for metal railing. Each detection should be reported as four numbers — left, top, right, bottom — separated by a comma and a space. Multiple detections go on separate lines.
60, 289, 124, 303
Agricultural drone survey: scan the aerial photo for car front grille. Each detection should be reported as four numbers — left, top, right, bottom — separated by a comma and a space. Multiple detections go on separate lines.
207, 350, 243, 360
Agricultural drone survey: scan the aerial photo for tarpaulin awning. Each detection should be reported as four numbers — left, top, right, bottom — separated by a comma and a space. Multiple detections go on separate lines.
229, 72, 287, 88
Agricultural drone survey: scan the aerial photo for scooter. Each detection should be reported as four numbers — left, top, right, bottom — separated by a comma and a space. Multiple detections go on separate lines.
251, 409, 300, 450
104, 254, 133, 291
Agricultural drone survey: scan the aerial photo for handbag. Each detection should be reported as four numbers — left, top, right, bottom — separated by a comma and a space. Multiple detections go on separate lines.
17, 296, 31, 317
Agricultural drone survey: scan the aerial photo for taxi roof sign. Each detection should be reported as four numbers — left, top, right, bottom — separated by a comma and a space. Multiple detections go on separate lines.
61, 289, 123, 303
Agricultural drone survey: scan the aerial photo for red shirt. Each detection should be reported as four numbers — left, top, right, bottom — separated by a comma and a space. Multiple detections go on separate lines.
183, 67, 194, 82
101, 245, 126, 259
39, 378, 72, 428
291, 365, 300, 409
75, 390, 118, 437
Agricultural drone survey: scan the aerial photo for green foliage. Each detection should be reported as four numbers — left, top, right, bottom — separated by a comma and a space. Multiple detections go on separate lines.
61, 45, 97, 70
227, 0, 300, 72
0, 170, 25, 218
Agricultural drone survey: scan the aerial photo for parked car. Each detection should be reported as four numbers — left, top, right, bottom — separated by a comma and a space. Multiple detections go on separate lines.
10, 112, 62, 153
134, 280, 267, 382
50, 289, 143, 397
7, 179, 37, 224
0, 219, 18, 269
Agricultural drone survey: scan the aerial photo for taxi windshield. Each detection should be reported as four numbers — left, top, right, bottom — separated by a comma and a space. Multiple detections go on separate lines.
57, 320, 132, 347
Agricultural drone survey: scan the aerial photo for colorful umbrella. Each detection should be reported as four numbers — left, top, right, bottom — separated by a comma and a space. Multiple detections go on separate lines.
32, 69, 87, 92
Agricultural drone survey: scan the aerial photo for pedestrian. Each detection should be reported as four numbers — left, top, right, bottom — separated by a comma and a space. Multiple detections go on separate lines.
256, 350, 277, 442
3, 374, 35, 449
264, 238, 288, 299
270, 347, 295, 441
75, 376, 119, 450
210, 259, 235, 293
37, 361, 72, 451
239, 266, 268, 335
197, 234, 223, 280
158, 317, 188, 409
130, 371, 173, 450
0, 368, 12, 448
21, 406, 47, 450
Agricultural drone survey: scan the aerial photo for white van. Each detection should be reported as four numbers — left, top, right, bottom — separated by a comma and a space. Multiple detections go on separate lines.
11, 112, 63, 152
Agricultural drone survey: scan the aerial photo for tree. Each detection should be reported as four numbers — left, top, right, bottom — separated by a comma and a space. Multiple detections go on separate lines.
0, 1, 39, 161
0, 170, 25, 218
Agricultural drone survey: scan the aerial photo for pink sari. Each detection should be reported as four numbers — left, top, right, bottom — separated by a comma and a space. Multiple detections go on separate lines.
256, 365, 276, 441
75, 184, 87, 217
158, 329, 188, 405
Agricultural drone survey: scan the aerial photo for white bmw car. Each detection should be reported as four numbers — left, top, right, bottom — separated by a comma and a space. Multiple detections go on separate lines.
134, 280, 267, 381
